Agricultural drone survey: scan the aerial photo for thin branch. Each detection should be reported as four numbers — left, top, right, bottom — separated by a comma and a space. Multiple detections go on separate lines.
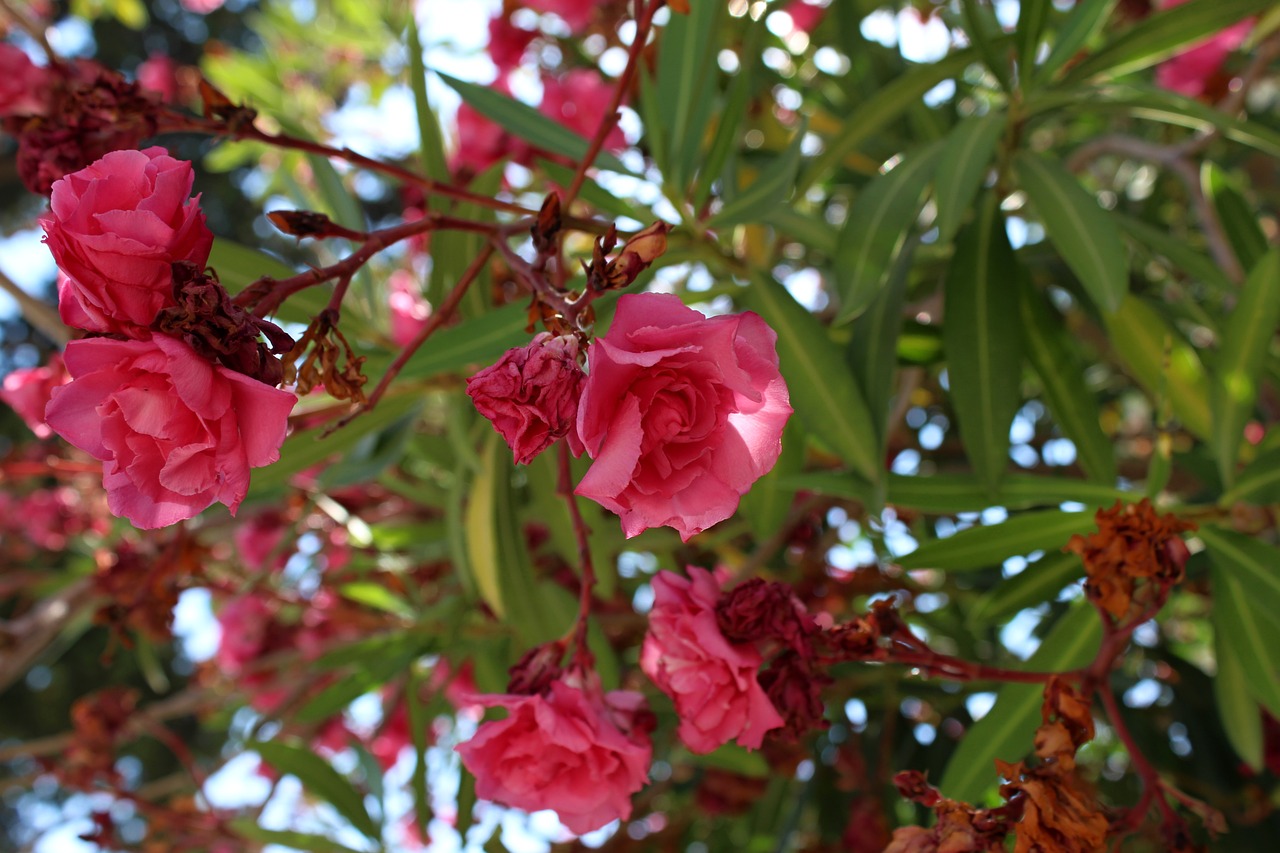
0, 270, 69, 346
558, 442, 597, 669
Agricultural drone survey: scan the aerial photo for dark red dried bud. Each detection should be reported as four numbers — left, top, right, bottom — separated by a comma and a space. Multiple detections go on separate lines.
267, 210, 365, 241
716, 577, 816, 654
584, 221, 671, 292
153, 262, 295, 387
198, 77, 258, 130
757, 650, 829, 740
695, 768, 769, 815
506, 641, 566, 696
530, 192, 562, 256
893, 769, 943, 807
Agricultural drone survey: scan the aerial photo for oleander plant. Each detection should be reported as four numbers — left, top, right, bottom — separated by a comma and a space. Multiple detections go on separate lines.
1, 0, 1279, 850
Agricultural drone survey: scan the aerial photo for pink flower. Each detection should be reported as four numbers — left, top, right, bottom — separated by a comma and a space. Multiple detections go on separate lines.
1155, 0, 1252, 98
233, 510, 291, 570
136, 52, 179, 104
540, 71, 626, 153
388, 269, 431, 347
489, 15, 537, 72
216, 595, 276, 673
0, 354, 68, 438
44, 334, 296, 529
575, 293, 792, 540
467, 333, 586, 465
40, 148, 213, 335
783, 0, 827, 34
641, 568, 784, 753
180, 0, 226, 12
456, 677, 652, 835
523, 0, 595, 32
0, 43, 51, 118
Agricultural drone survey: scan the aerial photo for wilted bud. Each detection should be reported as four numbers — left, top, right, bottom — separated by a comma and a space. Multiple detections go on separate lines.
716, 578, 816, 655
531, 192, 562, 255
506, 641, 566, 696
586, 221, 671, 291
267, 209, 365, 241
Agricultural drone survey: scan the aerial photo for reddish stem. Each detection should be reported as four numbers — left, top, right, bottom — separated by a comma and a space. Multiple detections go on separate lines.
1098, 684, 1187, 837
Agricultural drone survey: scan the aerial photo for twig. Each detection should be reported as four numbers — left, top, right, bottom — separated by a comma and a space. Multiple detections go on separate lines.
0, 0, 55, 62
0, 270, 69, 346
557, 442, 597, 668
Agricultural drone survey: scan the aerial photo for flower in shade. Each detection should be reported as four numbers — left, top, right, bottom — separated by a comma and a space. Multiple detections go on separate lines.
0, 354, 68, 439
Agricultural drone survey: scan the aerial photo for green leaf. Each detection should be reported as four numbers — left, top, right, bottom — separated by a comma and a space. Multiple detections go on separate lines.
960, 0, 1012, 91
1115, 214, 1233, 294
654, 0, 722, 192
1015, 0, 1053, 80
1202, 162, 1269, 275
691, 744, 771, 778
707, 124, 806, 229
692, 14, 764, 210
848, 243, 911, 453
940, 602, 1101, 801
1062, 0, 1275, 83
307, 154, 365, 231
1014, 151, 1128, 314
1210, 560, 1280, 717
339, 581, 415, 619
967, 552, 1086, 627
898, 509, 1096, 572
230, 821, 370, 853
1035, 0, 1116, 83
933, 113, 1006, 245
799, 48, 984, 194
297, 642, 425, 724
405, 16, 449, 187
1018, 280, 1117, 484
1212, 249, 1280, 485
437, 72, 631, 174
1197, 526, 1280, 619
464, 432, 575, 645
253, 739, 380, 840
834, 142, 943, 322
739, 273, 881, 484
886, 474, 1128, 514
1104, 295, 1212, 440
387, 302, 530, 382
1214, 622, 1265, 772
1219, 447, 1280, 506
942, 193, 1024, 495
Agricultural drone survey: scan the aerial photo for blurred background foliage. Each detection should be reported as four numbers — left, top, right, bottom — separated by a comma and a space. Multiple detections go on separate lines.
2, 0, 1280, 850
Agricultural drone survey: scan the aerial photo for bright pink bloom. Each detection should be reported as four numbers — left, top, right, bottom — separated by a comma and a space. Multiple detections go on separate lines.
783, 0, 827, 34
575, 293, 792, 541
523, 0, 595, 32
451, 99, 529, 176
456, 678, 652, 835
0, 43, 51, 117
467, 333, 586, 465
540, 71, 626, 152
0, 354, 68, 438
136, 53, 179, 104
44, 335, 296, 529
1155, 0, 1252, 98
642, 568, 784, 753
180, 0, 226, 12
233, 510, 291, 570
489, 15, 537, 72
41, 148, 213, 335
388, 269, 431, 347
216, 595, 276, 673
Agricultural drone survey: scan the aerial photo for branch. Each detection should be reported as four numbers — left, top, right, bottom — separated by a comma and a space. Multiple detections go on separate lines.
0, 270, 70, 347
0, 579, 96, 695
558, 442, 597, 669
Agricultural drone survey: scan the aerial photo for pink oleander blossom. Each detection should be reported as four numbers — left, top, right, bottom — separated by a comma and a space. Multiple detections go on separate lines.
44, 334, 296, 529
1154, 0, 1252, 98
388, 269, 431, 347
540, 70, 627, 153
0, 42, 51, 118
575, 293, 792, 541
41, 148, 213, 335
455, 677, 652, 835
0, 354, 68, 438
642, 567, 784, 753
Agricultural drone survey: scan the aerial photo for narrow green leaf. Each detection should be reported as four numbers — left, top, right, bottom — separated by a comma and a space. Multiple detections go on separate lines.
655, 0, 721, 191
405, 17, 449, 186
1115, 213, 1233, 294
1212, 249, 1280, 485
1014, 152, 1128, 314
739, 274, 881, 483
848, 243, 911, 452
253, 740, 380, 840
464, 432, 575, 645
437, 72, 631, 174
386, 302, 529, 382
693, 15, 764, 209
943, 193, 1024, 495
339, 581, 415, 619
230, 821, 369, 853
1104, 295, 1212, 439
898, 509, 1096, 571
707, 124, 806, 229
961, 0, 1012, 91
940, 603, 1101, 801
765, 206, 840, 256
886, 474, 1128, 514
1211, 561, 1280, 717
1035, 0, 1116, 83
1063, 0, 1274, 83
1219, 446, 1280, 506
1083, 84, 1280, 160
799, 48, 982, 194
297, 645, 423, 724
307, 154, 365, 231
933, 112, 1006, 245
1018, 279, 1117, 484
1202, 163, 1269, 275
1214, 623, 1265, 772
834, 142, 943, 322
1015, 0, 1053, 81
967, 552, 1085, 627
777, 471, 875, 505
1198, 525, 1280, 619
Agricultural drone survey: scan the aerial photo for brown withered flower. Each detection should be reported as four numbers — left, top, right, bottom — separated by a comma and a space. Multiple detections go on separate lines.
1064, 499, 1195, 619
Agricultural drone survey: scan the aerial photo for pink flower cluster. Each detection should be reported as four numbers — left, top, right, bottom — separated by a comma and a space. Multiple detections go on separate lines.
38, 148, 295, 529
1155, 0, 1253, 99
467, 292, 792, 541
